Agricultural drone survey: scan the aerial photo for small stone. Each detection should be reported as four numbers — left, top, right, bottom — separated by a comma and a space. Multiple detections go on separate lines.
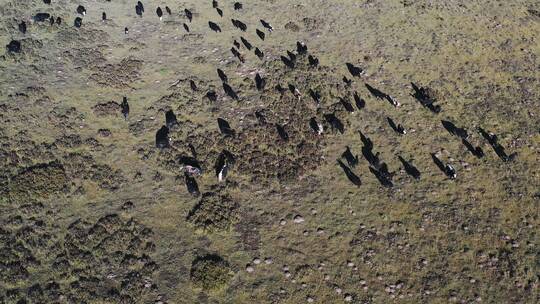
307, 296, 314, 303
335, 287, 342, 294
280, 219, 287, 225
253, 258, 261, 265
284, 271, 291, 278
344, 294, 353, 302
293, 215, 305, 223
246, 265, 254, 273
264, 257, 273, 264
347, 261, 354, 267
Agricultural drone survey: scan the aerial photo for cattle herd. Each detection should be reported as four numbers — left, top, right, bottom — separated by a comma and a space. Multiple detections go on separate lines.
10, 0, 516, 194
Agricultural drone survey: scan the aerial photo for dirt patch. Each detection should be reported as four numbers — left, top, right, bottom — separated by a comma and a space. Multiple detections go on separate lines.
92, 101, 122, 117
89, 57, 143, 88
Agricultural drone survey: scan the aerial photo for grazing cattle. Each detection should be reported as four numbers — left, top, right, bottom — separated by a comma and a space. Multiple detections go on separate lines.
324, 113, 344, 134
77, 5, 86, 16
240, 37, 252, 50
353, 92, 365, 109
441, 120, 468, 139
217, 68, 228, 82
385, 95, 400, 107
34, 13, 51, 22
346, 62, 363, 77
231, 47, 244, 63
280, 55, 295, 68
478, 127, 497, 145
213, 0, 218, 8
342, 146, 358, 167
124, 27, 129, 34
136, 4, 143, 16
358, 130, 373, 150
49, 16, 55, 26
309, 89, 321, 105
183, 23, 190, 32
19, 21, 26, 34
365, 83, 388, 99
121, 97, 129, 119
184, 172, 200, 196
232, 19, 247, 31
445, 164, 457, 179
102, 12, 106, 21
74, 17, 82, 28
215, 150, 235, 181
309, 117, 324, 135
478, 127, 516, 162
56, 17, 61, 24
411, 82, 441, 113
179, 156, 202, 174
188, 143, 198, 159
233, 40, 240, 48
185, 9, 192, 22
206, 90, 217, 101
255, 110, 267, 124
288, 84, 298, 94
216, 7, 223, 17
343, 76, 352, 86
339, 97, 355, 113
256, 29, 265, 40
337, 160, 361, 186
296, 41, 307, 55
6, 40, 21, 53
275, 123, 288, 141
234, 2, 243, 10
431, 153, 456, 179
156, 126, 170, 148
361, 146, 380, 169
165, 110, 177, 128
308, 55, 319, 67
461, 138, 484, 158
275, 84, 287, 95
137, 1, 144, 12
387, 117, 406, 135
222, 82, 238, 100
190, 80, 197, 91
166, 6, 172, 15
286, 50, 296, 62
254, 47, 264, 59
260, 19, 273, 31
398, 156, 421, 180
217, 118, 234, 136
43, 0, 51, 4
359, 131, 382, 169
156, 7, 163, 20
255, 73, 265, 91
209, 21, 221, 32
369, 166, 393, 187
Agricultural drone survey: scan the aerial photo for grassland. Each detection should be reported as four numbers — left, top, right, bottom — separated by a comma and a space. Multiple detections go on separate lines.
0, 0, 538, 303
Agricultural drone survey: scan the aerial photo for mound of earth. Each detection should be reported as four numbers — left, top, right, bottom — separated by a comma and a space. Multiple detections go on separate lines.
190, 254, 233, 290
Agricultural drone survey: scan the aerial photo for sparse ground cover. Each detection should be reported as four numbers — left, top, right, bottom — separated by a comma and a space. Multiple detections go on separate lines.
0, 0, 538, 303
